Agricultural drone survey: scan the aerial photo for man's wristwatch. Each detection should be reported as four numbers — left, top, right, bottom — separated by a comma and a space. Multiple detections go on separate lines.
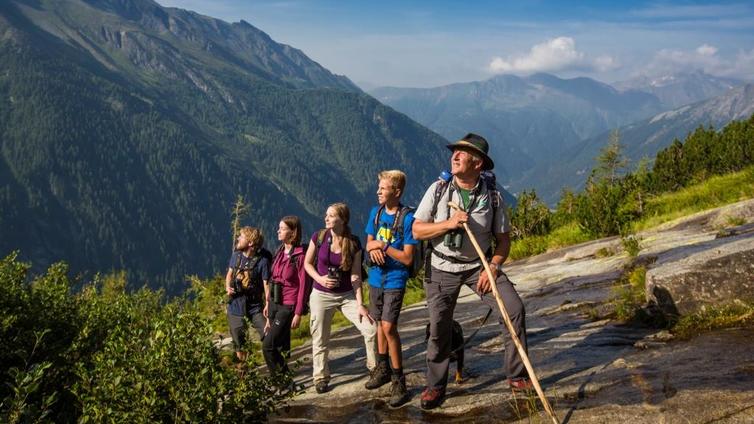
492, 262, 504, 273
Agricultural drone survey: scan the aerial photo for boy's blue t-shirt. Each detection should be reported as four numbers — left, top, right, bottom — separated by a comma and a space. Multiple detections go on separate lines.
364, 205, 418, 289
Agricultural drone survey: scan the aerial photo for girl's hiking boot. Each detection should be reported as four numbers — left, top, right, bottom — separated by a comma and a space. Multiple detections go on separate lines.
388, 375, 410, 407
365, 361, 391, 389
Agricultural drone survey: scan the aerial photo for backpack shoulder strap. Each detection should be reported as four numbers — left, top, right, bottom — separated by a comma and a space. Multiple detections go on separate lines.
393, 205, 413, 238
373, 205, 385, 230
288, 245, 305, 271
430, 180, 450, 220
316, 229, 328, 248
230, 252, 242, 281
247, 253, 262, 272
315, 229, 329, 260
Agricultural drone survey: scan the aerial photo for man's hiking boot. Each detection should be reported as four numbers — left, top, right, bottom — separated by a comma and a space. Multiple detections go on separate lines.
365, 361, 391, 390
508, 378, 534, 392
315, 381, 329, 394
420, 386, 445, 410
388, 375, 410, 407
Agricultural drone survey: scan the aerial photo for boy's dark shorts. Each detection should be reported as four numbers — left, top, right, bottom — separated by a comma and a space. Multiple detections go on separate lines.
368, 285, 405, 324
227, 304, 266, 352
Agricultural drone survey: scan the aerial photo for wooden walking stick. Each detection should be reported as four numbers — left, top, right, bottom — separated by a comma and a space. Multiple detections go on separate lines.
448, 201, 559, 424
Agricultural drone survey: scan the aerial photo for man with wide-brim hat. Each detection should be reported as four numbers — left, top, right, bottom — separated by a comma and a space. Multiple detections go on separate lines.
445, 132, 495, 171
412, 132, 531, 410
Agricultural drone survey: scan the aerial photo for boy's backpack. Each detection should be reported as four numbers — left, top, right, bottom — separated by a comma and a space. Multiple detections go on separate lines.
371, 204, 424, 278
315, 229, 368, 283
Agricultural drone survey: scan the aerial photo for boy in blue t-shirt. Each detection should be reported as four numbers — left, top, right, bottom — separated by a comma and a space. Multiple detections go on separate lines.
363, 170, 417, 407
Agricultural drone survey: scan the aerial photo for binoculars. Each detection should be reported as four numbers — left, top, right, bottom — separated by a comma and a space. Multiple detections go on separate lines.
327, 266, 341, 287
444, 231, 463, 250
272, 282, 283, 304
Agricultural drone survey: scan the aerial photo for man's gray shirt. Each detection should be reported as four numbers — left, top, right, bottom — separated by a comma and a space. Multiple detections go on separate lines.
414, 179, 511, 273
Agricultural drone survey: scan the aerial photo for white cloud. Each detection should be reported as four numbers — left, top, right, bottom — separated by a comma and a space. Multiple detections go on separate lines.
638, 44, 754, 81
594, 55, 620, 72
488, 37, 618, 75
727, 48, 754, 79
646, 45, 721, 76
696, 44, 718, 56
489, 37, 583, 73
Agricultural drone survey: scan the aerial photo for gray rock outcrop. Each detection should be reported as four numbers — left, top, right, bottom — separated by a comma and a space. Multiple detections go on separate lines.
646, 227, 754, 316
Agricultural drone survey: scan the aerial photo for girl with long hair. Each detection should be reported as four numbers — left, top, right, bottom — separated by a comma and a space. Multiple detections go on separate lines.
304, 202, 376, 394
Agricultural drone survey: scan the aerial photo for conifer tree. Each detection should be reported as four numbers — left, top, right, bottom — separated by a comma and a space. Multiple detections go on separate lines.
595, 129, 628, 186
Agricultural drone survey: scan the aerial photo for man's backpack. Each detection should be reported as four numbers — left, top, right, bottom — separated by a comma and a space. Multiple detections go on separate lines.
370, 205, 424, 278
425, 170, 502, 265
315, 229, 368, 283
430, 170, 501, 220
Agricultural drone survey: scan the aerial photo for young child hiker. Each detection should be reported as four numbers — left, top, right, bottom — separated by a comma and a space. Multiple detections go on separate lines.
225, 226, 272, 364
363, 170, 417, 407
263, 216, 310, 375
303, 202, 377, 394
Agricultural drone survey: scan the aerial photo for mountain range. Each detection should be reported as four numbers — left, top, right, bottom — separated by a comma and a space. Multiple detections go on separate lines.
0, 0, 449, 290
370, 71, 751, 202
2, 0, 751, 289
614, 70, 743, 109
370, 73, 665, 182
518, 83, 754, 203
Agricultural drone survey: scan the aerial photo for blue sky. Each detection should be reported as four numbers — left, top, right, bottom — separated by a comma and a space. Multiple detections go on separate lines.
157, 1, 754, 88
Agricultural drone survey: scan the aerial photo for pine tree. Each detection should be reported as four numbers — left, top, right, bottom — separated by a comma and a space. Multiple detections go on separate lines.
595, 129, 629, 186
230, 195, 250, 252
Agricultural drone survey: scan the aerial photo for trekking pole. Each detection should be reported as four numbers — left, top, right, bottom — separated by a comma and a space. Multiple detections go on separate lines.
448, 201, 559, 424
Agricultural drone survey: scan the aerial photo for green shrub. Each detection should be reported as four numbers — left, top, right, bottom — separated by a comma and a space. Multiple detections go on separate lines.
509, 235, 548, 260
576, 177, 635, 237
612, 266, 647, 322
510, 189, 551, 239
0, 252, 293, 423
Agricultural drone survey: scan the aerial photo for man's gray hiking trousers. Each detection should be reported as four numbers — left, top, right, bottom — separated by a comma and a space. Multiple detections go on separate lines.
425, 266, 528, 390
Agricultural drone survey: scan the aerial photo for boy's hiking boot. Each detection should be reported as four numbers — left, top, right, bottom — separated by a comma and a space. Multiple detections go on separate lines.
365, 361, 391, 390
420, 386, 445, 410
388, 375, 410, 407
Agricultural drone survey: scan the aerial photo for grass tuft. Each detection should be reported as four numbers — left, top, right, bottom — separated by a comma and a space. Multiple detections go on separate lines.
632, 166, 754, 232
672, 301, 754, 340
611, 266, 647, 322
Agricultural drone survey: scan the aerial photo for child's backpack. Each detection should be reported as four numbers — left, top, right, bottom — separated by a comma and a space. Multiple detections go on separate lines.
370, 205, 424, 278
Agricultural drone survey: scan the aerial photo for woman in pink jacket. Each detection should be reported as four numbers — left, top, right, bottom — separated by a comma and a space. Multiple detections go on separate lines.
263, 215, 310, 374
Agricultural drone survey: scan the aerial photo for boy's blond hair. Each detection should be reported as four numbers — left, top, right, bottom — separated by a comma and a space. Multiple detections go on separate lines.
239, 226, 264, 248
378, 170, 406, 196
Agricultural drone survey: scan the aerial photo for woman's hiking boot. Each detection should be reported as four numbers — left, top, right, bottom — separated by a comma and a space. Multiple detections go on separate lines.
365, 361, 391, 390
388, 375, 410, 407
315, 380, 329, 394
